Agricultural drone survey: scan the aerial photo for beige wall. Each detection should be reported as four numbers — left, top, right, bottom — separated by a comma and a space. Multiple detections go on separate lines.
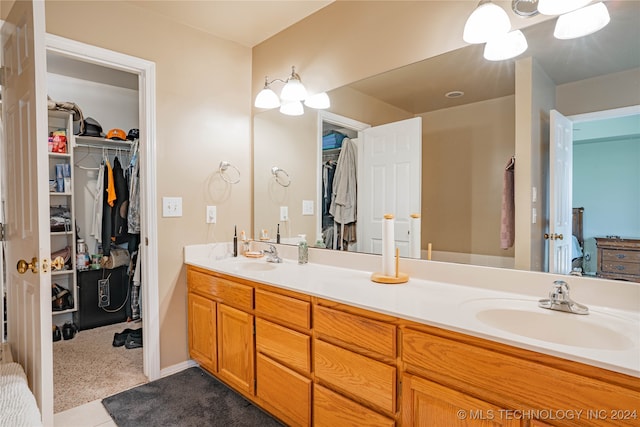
44, 1, 252, 369
419, 96, 515, 258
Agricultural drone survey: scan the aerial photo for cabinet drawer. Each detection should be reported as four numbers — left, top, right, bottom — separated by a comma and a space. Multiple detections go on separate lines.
600, 260, 640, 275
187, 268, 253, 311
314, 384, 394, 427
256, 354, 311, 427
314, 305, 396, 359
255, 289, 310, 330
314, 339, 396, 414
601, 249, 640, 263
256, 318, 311, 373
402, 328, 640, 425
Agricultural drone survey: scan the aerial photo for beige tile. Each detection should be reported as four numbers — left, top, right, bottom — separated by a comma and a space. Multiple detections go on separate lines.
54, 399, 113, 427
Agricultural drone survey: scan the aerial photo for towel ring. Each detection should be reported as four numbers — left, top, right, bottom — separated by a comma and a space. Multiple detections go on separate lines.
219, 161, 240, 184
271, 166, 291, 187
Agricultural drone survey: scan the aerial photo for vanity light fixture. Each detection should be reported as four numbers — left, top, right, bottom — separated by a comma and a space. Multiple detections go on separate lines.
553, 2, 610, 40
484, 30, 528, 61
463, 0, 511, 44
254, 66, 330, 115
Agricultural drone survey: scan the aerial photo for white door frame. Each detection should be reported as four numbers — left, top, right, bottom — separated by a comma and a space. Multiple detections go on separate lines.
45, 34, 160, 381
316, 111, 369, 246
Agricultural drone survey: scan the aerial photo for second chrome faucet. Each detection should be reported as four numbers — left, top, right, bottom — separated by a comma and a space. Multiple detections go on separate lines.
538, 280, 589, 315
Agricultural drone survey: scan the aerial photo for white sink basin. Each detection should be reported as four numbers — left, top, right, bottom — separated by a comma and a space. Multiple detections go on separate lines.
233, 261, 277, 272
463, 298, 637, 351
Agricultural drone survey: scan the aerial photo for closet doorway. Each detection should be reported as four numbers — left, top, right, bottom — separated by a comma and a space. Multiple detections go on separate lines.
45, 35, 159, 413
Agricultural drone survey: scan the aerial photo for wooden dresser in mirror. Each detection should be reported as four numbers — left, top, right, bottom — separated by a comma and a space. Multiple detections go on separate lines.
595, 238, 640, 282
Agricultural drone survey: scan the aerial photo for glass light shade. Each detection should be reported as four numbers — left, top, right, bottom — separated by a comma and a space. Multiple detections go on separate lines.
537, 0, 591, 15
554, 2, 610, 40
254, 88, 280, 109
304, 92, 331, 109
484, 30, 528, 61
280, 78, 308, 101
463, 2, 511, 44
279, 100, 304, 116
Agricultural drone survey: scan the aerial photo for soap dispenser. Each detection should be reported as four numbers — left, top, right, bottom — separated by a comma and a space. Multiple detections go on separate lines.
298, 234, 308, 264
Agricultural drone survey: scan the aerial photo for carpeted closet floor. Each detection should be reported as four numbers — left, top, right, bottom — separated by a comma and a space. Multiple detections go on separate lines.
53, 321, 147, 413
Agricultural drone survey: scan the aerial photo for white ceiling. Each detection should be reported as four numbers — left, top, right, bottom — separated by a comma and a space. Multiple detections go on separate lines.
125, 0, 334, 47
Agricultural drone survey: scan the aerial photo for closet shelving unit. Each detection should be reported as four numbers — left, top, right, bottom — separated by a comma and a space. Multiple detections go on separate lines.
48, 110, 77, 316
74, 135, 133, 150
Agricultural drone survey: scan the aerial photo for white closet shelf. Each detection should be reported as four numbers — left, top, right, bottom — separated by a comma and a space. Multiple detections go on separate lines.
74, 135, 133, 150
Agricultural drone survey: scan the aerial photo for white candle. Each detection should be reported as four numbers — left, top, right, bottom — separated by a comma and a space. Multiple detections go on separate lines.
382, 214, 395, 276
409, 213, 421, 259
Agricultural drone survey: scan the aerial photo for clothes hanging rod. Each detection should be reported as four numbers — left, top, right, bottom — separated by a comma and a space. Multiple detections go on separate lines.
73, 142, 132, 152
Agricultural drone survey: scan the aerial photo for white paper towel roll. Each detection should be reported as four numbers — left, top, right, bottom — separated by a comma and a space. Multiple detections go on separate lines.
410, 213, 421, 259
382, 214, 395, 276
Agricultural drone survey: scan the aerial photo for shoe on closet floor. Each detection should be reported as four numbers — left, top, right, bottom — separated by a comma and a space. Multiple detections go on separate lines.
124, 329, 143, 349
112, 328, 137, 347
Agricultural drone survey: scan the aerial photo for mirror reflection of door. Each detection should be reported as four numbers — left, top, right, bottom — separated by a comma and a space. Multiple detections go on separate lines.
547, 106, 640, 276
359, 117, 422, 258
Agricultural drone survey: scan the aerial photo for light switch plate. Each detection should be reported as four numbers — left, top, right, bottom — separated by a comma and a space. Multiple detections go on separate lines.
280, 206, 289, 221
302, 200, 314, 215
206, 205, 217, 223
162, 197, 183, 217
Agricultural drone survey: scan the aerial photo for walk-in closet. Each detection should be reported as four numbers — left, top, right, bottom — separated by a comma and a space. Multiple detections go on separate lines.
47, 51, 146, 412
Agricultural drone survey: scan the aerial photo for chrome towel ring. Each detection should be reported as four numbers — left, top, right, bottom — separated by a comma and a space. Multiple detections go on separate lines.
271, 166, 291, 187
219, 161, 240, 184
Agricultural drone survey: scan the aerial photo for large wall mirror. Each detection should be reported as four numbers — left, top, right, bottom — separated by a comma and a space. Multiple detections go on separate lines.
253, 2, 640, 276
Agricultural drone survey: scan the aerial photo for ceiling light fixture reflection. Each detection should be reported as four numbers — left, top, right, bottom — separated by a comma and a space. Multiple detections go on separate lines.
554, 2, 610, 40
484, 30, 528, 61
255, 66, 329, 115
463, 0, 511, 44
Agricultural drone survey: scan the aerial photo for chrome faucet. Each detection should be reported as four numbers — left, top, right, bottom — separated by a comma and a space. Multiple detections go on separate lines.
538, 280, 589, 315
263, 244, 282, 263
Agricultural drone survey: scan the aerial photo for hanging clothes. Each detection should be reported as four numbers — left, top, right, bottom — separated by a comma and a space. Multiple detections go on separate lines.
101, 159, 114, 256
111, 156, 130, 245
329, 138, 358, 249
91, 159, 105, 243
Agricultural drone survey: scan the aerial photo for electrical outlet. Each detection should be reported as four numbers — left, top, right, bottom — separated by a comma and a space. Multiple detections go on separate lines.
206, 205, 217, 224
302, 200, 314, 215
280, 206, 289, 221
162, 197, 183, 217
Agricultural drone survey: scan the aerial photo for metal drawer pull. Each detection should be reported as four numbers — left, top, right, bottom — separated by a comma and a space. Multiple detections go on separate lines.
616, 254, 626, 259
616, 265, 626, 271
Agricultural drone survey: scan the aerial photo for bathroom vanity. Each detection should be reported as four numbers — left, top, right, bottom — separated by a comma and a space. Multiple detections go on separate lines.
184, 244, 639, 427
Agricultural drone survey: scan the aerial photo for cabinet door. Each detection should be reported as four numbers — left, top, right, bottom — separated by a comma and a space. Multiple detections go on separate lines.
217, 304, 255, 394
314, 384, 394, 427
402, 374, 522, 427
188, 293, 217, 373
256, 353, 311, 427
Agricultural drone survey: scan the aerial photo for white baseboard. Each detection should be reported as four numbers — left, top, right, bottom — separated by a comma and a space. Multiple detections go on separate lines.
160, 359, 199, 378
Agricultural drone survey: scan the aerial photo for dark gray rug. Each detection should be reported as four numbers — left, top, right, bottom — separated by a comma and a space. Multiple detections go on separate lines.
102, 367, 284, 427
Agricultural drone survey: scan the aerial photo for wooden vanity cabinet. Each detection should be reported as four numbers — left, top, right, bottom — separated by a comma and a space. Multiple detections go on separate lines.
313, 301, 398, 426
401, 326, 640, 427
186, 267, 255, 396
254, 287, 312, 427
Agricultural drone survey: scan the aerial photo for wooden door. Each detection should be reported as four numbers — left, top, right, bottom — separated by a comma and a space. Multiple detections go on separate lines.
1, 0, 53, 423
359, 117, 422, 257
548, 109, 573, 274
402, 374, 522, 427
188, 293, 217, 373
217, 304, 254, 394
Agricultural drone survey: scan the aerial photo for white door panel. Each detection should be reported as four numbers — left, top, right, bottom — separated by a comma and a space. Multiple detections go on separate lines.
2, 0, 53, 424
548, 110, 573, 274
359, 117, 422, 257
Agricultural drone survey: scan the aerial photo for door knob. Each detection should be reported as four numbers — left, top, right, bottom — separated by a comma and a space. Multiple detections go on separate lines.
51, 256, 66, 271
17, 257, 38, 274
543, 233, 564, 241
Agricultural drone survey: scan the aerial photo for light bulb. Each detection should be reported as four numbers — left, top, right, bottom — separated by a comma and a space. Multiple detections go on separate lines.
279, 100, 304, 116
463, 2, 511, 44
280, 78, 307, 101
554, 2, 610, 40
254, 87, 280, 109
484, 30, 528, 61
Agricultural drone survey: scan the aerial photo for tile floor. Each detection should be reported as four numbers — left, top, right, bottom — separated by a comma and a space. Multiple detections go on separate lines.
54, 399, 115, 427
